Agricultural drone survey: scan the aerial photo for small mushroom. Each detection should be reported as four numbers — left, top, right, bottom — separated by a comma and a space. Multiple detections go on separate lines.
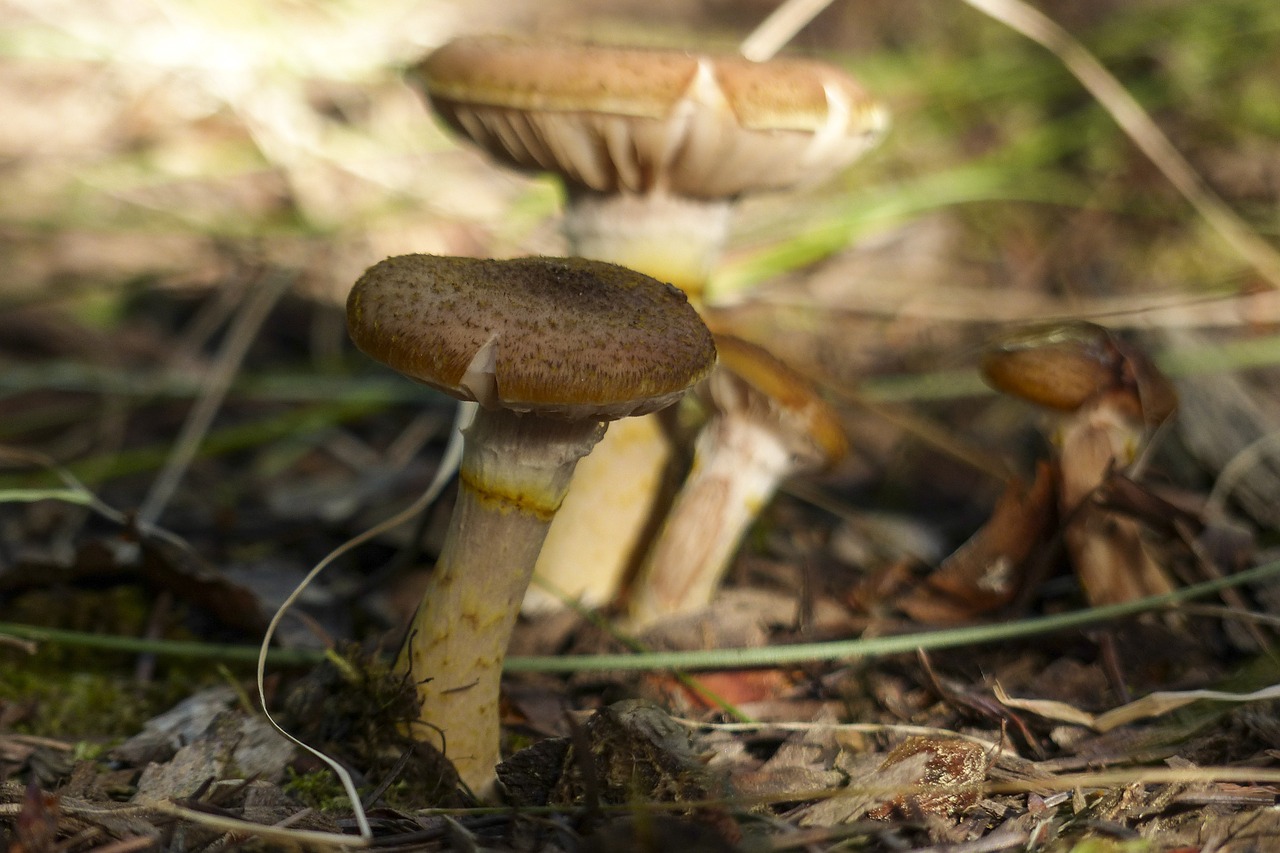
981, 321, 1178, 607
629, 334, 847, 627
347, 254, 715, 791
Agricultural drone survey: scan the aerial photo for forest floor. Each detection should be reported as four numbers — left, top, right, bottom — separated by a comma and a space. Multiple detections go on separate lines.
3, 0, 1280, 850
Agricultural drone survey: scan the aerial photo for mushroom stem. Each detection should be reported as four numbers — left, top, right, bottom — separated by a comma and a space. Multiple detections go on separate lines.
563, 190, 731, 308
1057, 397, 1175, 606
628, 335, 846, 628
397, 407, 605, 791
529, 192, 732, 612
629, 412, 792, 626
524, 413, 672, 613
528, 192, 728, 611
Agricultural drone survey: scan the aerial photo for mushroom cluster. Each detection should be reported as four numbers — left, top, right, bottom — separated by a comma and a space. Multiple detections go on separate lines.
347, 254, 715, 791
410, 36, 884, 613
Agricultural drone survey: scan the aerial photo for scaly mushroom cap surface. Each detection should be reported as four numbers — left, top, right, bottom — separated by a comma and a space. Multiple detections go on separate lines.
412, 36, 888, 199
708, 334, 847, 468
347, 254, 717, 419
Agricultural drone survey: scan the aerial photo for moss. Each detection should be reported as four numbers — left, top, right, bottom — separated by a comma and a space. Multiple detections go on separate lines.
281, 766, 355, 814
0, 585, 224, 740
280, 644, 468, 810
5, 587, 155, 658
0, 664, 161, 740
0, 640, 210, 742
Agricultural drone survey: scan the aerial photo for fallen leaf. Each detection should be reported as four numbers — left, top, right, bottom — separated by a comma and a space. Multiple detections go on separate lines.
866, 735, 989, 820
898, 462, 1056, 622
993, 682, 1097, 728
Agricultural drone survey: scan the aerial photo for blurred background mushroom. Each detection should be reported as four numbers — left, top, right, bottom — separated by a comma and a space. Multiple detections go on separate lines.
412, 36, 887, 303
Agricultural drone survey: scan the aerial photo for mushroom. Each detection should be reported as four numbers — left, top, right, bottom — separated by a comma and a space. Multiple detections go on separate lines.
981, 321, 1179, 607
409, 36, 886, 612
412, 35, 888, 303
629, 334, 847, 627
347, 254, 715, 791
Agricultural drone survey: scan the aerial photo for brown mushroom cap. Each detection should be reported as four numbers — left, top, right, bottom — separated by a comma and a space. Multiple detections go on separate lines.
981, 322, 1120, 413
981, 321, 1177, 426
347, 254, 717, 419
708, 334, 848, 468
411, 36, 888, 199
